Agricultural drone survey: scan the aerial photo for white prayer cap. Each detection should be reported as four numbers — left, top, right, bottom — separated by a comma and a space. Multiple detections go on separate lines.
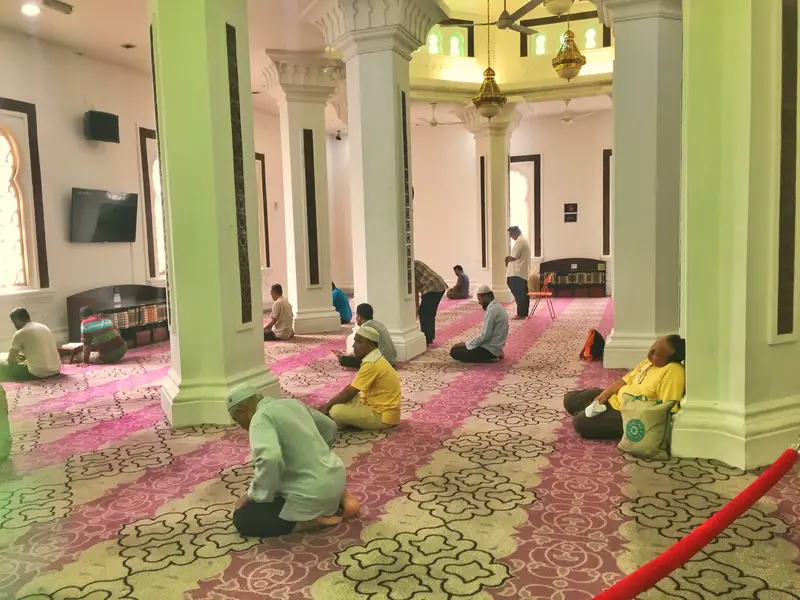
227, 383, 259, 412
356, 326, 380, 343
476, 284, 492, 295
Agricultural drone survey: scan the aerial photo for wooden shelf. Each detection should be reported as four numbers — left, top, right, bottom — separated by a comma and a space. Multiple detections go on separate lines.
540, 258, 607, 298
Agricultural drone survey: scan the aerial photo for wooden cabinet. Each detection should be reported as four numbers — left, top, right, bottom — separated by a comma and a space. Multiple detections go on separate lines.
539, 258, 607, 298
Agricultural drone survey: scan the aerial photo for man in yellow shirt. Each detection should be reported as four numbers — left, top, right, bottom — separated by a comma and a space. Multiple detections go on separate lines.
320, 327, 401, 431
564, 335, 686, 440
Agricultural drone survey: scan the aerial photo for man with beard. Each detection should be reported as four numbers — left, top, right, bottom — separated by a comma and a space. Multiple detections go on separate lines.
449, 285, 509, 363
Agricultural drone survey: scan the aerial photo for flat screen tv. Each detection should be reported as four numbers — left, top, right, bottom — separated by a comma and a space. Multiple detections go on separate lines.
70, 188, 138, 243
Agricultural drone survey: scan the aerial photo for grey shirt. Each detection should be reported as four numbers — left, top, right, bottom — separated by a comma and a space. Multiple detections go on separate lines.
455, 273, 470, 296
466, 300, 509, 357
362, 319, 397, 365
248, 398, 344, 522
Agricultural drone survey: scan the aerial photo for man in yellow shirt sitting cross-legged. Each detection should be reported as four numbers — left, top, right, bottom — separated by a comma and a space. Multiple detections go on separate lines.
319, 326, 401, 431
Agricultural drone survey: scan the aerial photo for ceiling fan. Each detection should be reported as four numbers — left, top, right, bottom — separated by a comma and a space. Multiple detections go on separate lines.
416, 103, 462, 128
439, 0, 575, 36
560, 99, 595, 123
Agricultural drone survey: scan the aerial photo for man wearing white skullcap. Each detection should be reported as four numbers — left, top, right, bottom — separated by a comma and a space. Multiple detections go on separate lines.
449, 285, 509, 363
226, 384, 359, 537
320, 326, 402, 430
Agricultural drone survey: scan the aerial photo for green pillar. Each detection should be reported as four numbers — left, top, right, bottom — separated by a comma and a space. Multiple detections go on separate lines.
149, 0, 279, 427
672, 0, 800, 468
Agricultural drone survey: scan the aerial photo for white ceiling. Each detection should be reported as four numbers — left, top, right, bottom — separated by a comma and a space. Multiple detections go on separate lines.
0, 0, 325, 111
0, 0, 607, 119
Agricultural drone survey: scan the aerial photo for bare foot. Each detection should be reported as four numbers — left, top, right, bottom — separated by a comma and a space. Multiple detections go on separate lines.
341, 489, 360, 518
293, 515, 343, 532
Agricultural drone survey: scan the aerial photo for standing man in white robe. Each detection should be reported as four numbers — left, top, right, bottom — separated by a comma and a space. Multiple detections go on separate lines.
506, 226, 532, 319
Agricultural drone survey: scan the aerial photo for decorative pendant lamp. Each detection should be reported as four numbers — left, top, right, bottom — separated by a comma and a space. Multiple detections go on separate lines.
552, 26, 586, 81
473, 0, 507, 119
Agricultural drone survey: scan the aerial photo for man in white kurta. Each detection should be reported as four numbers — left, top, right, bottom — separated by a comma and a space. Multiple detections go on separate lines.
227, 385, 359, 537
505, 226, 532, 319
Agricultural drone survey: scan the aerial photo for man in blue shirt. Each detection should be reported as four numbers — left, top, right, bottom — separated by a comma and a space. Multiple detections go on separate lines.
449, 285, 509, 363
332, 282, 352, 324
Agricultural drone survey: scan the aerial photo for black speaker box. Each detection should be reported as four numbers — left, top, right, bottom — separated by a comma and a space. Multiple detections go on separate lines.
83, 110, 120, 143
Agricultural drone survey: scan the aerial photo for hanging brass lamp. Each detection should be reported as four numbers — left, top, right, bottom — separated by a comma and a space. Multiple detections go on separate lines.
552, 27, 586, 81
472, 0, 507, 119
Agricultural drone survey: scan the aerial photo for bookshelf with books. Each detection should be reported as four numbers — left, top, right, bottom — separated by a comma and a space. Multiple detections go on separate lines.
66, 285, 169, 345
539, 258, 607, 298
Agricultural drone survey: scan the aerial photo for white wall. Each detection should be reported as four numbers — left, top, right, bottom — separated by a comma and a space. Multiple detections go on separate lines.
326, 135, 353, 292
511, 111, 613, 263
0, 30, 284, 345
407, 111, 613, 286
253, 110, 287, 305
411, 125, 479, 285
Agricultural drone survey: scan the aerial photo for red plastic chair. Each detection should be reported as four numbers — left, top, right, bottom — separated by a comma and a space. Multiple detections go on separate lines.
528, 273, 555, 319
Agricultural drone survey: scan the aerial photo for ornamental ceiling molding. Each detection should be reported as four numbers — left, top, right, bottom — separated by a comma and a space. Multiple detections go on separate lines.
595, 0, 682, 27
302, 0, 449, 59
408, 74, 612, 105
263, 50, 344, 102
458, 103, 522, 135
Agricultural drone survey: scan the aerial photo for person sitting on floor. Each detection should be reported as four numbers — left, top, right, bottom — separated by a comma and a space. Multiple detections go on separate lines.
1, 385, 9, 463
320, 326, 401, 431
264, 284, 294, 342
227, 384, 360, 538
79, 306, 127, 364
0, 308, 61, 382
331, 282, 352, 324
564, 335, 686, 440
446, 265, 470, 300
449, 285, 509, 363
333, 303, 397, 369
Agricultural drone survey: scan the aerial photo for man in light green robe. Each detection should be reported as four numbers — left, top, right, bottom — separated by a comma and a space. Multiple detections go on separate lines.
227, 384, 359, 537
1, 385, 10, 463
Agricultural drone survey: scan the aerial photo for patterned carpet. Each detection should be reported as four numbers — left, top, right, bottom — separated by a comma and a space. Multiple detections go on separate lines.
1, 298, 798, 599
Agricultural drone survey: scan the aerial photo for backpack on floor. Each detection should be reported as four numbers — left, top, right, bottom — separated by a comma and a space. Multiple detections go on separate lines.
579, 329, 605, 361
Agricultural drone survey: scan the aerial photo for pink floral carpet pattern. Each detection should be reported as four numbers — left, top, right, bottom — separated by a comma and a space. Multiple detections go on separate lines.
1, 298, 798, 599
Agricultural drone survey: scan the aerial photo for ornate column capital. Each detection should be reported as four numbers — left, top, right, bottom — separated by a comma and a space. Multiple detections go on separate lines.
328, 84, 349, 126
458, 104, 521, 137
596, 0, 682, 27
263, 50, 344, 103
302, 0, 449, 61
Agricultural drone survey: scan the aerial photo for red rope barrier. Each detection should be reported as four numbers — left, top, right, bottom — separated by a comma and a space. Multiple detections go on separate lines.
593, 447, 799, 600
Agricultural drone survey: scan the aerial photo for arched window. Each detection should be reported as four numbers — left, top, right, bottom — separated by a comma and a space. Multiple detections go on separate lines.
0, 129, 27, 288
509, 170, 530, 245
449, 33, 465, 57
428, 31, 442, 55
151, 156, 167, 278
585, 27, 597, 49
534, 34, 546, 56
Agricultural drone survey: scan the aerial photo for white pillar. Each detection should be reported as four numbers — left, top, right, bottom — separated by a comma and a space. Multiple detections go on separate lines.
461, 105, 521, 302
303, 0, 447, 361
264, 51, 343, 334
150, 0, 279, 427
599, 0, 683, 368
671, 0, 800, 469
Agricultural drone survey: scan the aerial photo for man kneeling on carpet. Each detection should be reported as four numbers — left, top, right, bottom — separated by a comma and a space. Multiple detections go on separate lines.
333, 303, 397, 369
79, 307, 127, 364
227, 384, 359, 537
320, 326, 401, 431
449, 285, 509, 363
564, 335, 686, 440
